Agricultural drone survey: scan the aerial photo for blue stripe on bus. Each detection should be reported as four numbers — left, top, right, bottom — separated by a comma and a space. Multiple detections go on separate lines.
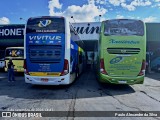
70, 40, 78, 73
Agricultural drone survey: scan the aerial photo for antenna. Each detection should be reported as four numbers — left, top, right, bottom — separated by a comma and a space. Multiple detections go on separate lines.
19, 17, 27, 22
99, 15, 101, 22
71, 16, 76, 23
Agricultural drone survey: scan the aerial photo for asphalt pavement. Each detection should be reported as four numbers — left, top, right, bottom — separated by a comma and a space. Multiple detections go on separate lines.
0, 69, 160, 120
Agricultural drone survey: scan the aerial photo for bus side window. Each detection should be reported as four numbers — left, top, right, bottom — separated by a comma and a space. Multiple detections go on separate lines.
70, 55, 74, 73
70, 56, 73, 62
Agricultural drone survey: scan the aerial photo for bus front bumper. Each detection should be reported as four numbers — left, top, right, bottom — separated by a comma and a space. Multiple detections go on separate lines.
99, 74, 144, 85
24, 74, 70, 85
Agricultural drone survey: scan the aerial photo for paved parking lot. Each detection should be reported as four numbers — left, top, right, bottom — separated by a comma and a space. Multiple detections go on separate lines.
0, 69, 160, 120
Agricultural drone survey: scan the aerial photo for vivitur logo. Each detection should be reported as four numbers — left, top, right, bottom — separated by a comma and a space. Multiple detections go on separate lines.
38, 20, 51, 27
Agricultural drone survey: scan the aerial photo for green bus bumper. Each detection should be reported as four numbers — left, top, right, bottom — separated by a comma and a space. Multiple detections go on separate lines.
99, 74, 144, 85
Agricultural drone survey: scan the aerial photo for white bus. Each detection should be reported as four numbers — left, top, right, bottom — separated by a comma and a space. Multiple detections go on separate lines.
24, 16, 85, 85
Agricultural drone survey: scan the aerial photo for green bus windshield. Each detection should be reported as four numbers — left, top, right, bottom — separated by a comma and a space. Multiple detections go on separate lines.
104, 19, 144, 36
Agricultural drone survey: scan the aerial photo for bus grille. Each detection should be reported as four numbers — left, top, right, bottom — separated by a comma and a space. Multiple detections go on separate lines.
107, 48, 140, 54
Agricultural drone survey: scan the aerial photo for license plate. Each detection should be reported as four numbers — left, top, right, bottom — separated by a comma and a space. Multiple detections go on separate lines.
118, 80, 127, 84
41, 78, 48, 82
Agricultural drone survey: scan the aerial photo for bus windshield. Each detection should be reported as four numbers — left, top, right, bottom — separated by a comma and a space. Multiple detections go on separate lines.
104, 19, 144, 36
5, 49, 24, 58
26, 17, 65, 33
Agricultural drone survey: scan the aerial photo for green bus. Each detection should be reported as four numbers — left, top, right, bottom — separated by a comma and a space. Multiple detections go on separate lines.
96, 19, 146, 84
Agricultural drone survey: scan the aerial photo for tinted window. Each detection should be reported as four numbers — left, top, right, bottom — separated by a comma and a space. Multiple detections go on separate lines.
0, 50, 5, 59
104, 19, 144, 36
26, 18, 65, 33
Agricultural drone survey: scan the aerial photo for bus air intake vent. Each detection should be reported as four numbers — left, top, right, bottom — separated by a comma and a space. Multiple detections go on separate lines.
107, 48, 140, 54
29, 45, 62, 63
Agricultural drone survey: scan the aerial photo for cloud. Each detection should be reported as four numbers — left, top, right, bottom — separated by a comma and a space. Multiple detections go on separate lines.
121, 0, 152, 11
96, 0, 107, 5
64, 5, 107, 22
109, 0, 152, 11
121, 3, 136, 11
116, 15, 124, 19
48, 0, 62, 15
109, 0, 125, 6
131, 0, 152, 6
48, 0, 107, 22
143, 16, 157, 22
151, 0, 160, 8
0, 17, 10, 24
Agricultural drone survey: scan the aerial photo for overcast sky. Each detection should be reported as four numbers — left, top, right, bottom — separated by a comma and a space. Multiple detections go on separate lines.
0, 0, 160, 24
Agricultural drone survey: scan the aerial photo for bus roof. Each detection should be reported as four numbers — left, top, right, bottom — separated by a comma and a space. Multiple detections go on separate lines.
103, 19, 143, 22
6, 47, 24, 49
28, 16, 65, 20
